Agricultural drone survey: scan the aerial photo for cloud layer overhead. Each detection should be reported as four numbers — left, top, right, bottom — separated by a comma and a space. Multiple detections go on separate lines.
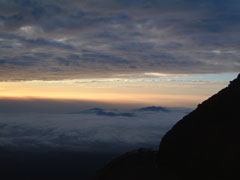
0, 0, 239, 81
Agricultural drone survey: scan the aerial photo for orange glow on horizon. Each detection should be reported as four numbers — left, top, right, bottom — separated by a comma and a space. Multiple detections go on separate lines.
0, 79, 227, 107
0, 93, 208, 108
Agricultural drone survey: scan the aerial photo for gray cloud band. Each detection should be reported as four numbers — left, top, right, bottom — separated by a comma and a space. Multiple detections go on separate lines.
0, 0, 239, 81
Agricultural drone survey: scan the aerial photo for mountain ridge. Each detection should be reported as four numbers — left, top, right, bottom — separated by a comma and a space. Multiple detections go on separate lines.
157, 73, 240, 179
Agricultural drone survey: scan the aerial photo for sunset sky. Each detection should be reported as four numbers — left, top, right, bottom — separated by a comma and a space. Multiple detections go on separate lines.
0, 73, 238, 107
0, 0, 239, 107
0, 0, 240, 160
1, 2, 240, 179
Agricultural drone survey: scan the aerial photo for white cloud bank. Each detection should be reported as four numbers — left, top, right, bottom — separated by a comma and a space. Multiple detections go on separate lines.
0, 107, 190, 153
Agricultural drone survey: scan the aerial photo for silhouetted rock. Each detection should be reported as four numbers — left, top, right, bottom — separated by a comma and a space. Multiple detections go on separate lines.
137, 106, 169, 112
157, 74, 240, 180
92, 148, 158, 180
71, 108, 135, 117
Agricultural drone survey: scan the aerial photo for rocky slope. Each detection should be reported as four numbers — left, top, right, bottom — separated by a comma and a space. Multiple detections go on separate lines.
157, 74, 240, 180
93, 148, 158, 180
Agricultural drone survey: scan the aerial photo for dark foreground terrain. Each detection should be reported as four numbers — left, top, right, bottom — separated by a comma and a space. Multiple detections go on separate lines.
0, 150, 118, 180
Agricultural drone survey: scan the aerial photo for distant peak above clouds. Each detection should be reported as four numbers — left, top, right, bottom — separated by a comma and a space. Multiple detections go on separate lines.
136, 106, 170, 112
71, 108, 135, 117
69, 106, 171, 117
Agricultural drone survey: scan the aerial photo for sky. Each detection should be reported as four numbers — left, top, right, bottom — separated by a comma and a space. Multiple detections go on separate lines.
0, 0, 239, 107
0, 0, 239, 157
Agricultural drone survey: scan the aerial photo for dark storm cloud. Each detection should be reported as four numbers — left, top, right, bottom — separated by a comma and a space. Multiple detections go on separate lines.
0, 0, 239, 81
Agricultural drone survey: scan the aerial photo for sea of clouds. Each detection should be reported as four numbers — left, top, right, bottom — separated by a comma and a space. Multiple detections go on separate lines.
0, 99, 191, 153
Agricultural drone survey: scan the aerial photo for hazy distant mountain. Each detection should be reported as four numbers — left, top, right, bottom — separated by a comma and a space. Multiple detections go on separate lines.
136, 106, 169, 112
70, 106, 170, 117
70, 108, 135, 117
94, 74, 240, 180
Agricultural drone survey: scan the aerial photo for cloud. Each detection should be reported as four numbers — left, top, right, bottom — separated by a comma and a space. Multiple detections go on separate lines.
0, 110, 189, 152
0, 98, 191, 152
0, 0, 239, 81
1, 33, 75, 49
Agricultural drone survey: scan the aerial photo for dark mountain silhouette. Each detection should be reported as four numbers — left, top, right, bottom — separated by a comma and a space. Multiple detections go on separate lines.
70, 108, 135, 117
70, 106, 170, 117
93, 74, 240, 180
92, 148, 158, 180
157, 74, 240, 180
136, 106, 169, 112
